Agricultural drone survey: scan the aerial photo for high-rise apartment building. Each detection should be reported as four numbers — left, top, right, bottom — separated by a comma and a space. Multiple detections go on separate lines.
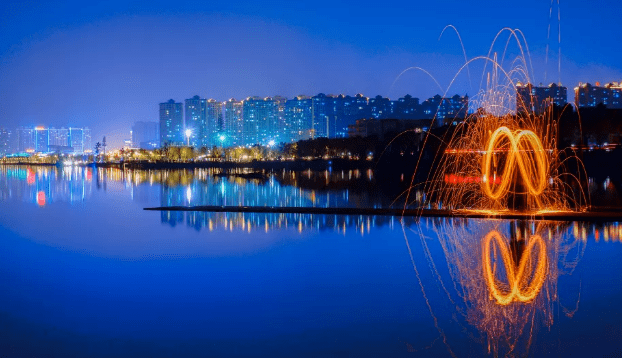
369, 95, 392, 120
575, 82, 622, 109
160, 99, 184, 146
285, 96, 313, 143
184, 95, 207, 148
35, 127, 49, 152
392, 94, 420, 119
224, 99, 244, 147
49, 127, 70, 149
16, 127, 36, 152
6, 126, 88, 154
516, 82, 568, 114
311, 93, 348, 139
272, 96, 288, 143
311, 94, 332, 139
206, 99, 224, 147
69, 127, 91, 153
242, 97, 277, 146
340, 94, 369, 137
0, 128, 14, 155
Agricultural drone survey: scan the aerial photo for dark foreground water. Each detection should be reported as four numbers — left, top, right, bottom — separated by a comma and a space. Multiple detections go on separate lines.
1, 166, 621, 357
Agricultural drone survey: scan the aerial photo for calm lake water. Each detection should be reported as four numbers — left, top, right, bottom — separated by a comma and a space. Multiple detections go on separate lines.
1, 165, 621, 357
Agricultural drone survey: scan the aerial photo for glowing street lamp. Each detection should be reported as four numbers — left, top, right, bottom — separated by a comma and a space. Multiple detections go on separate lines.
185, 129, 192, 146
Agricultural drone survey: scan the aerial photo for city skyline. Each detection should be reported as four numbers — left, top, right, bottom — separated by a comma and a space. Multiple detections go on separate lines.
5, 78, 621, 154
156, 92, 470, 148
1, 0, 621, 148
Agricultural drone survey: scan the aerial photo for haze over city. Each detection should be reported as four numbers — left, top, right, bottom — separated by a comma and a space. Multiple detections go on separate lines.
1, 0, 621, 148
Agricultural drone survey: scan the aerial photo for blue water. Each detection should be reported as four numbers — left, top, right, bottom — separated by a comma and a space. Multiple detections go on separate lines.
1, 166, 621, 357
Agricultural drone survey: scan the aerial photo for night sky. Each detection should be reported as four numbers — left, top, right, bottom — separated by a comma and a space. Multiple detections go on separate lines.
1, 0, 621, 148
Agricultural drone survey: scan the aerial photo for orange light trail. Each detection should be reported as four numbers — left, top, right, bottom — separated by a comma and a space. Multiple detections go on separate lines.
481, 127, 548, 206
482, 230, 547, 305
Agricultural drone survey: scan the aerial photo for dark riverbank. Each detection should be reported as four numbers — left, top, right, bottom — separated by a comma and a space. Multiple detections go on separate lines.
0, 158, 375, 171
111, 158, 375, 171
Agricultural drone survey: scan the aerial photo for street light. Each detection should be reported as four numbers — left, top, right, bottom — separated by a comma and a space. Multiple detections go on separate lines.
185, 129, 192, 146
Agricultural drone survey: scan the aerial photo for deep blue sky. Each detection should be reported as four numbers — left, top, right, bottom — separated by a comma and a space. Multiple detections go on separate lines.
1, 0, 621, 147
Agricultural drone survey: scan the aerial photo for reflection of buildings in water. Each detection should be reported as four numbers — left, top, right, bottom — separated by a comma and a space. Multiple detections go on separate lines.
582, 221, 622, 242
0, 165, 92, 205
159, 176, 351, 209
94, 167, 418, 211
148, 168, 391, 232
95, 167, 356, 209
160, 210, 410, 234
408, 219, 591, 357
119, 168, 383, 208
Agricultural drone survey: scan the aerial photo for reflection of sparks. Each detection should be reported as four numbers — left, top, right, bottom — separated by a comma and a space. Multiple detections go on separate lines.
482, 230, 547, 305
401, 217, 588, 357
481, 127, 548, 207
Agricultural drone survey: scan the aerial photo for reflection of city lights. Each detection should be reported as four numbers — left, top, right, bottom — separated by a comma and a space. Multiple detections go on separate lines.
36, 191, 46, 206
482, 230, 547, 305
27, 168, 35, 185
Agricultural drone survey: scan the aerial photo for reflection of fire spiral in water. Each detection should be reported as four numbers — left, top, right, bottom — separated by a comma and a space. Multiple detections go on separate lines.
481, 127, 548, 205
404, 219, 585, 356
482, 230, 547, 305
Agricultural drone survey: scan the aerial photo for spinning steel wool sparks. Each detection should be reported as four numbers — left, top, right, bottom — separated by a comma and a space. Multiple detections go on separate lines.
398, 22, 591, 356
481, 127, 548, 207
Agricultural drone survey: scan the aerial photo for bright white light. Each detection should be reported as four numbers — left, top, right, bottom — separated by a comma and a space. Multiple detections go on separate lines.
268, 140, 275, 147
219, 135, 225, 141
185, 129, 192, 137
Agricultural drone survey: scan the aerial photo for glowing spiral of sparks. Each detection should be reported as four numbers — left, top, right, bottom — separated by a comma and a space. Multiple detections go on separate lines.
481, 127, 548, 203
482, 230, 547, 305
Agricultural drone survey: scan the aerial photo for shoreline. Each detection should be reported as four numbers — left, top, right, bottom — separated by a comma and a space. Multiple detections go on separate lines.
144, 205, 622, 222
0, 158, 375, 171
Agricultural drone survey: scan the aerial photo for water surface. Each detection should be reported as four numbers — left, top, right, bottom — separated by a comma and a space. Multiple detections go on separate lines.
1, 166, 621, 357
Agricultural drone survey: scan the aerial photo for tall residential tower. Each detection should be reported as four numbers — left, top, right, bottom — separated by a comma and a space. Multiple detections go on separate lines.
160, 99, 184, 146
